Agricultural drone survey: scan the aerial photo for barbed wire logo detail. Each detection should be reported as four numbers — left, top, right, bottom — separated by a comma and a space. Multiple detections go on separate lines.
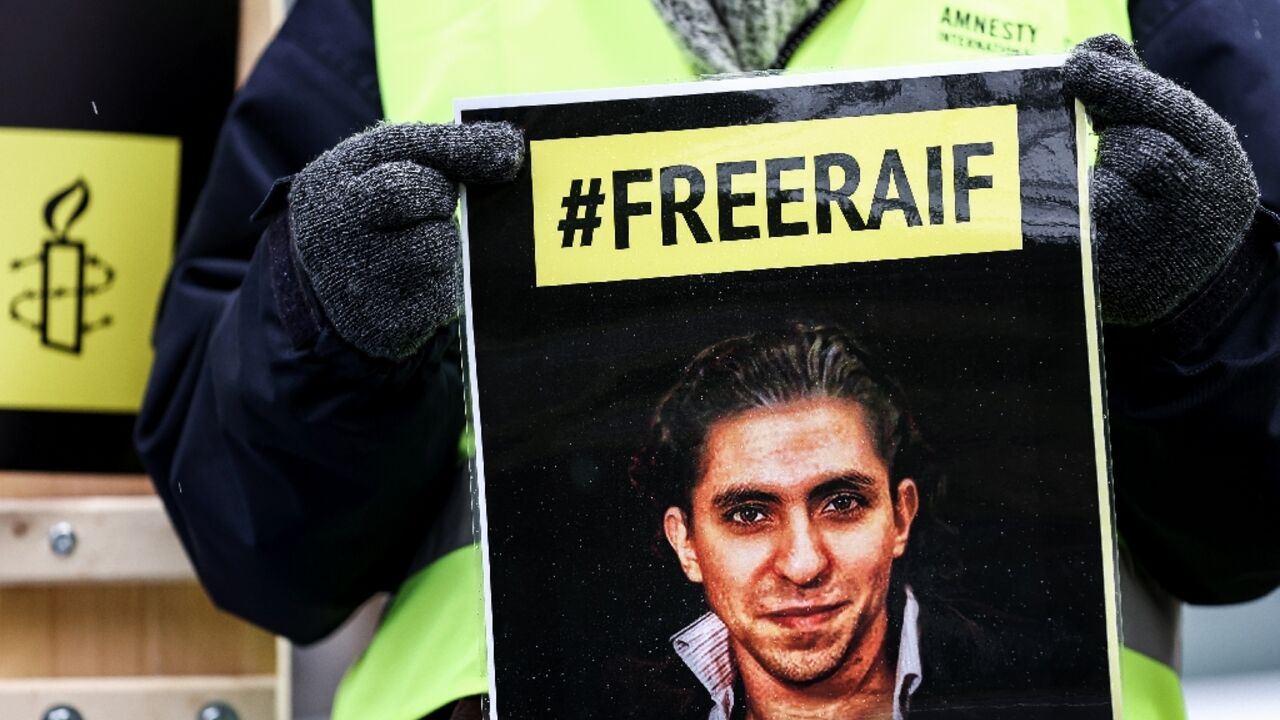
9, 178, 116, 354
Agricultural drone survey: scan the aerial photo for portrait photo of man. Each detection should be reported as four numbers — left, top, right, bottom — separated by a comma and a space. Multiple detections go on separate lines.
631, 324, 930, 720
620, 318, 1121, 720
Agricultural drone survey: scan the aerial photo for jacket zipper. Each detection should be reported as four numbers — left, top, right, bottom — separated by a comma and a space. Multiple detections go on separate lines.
770, 0, 846, 70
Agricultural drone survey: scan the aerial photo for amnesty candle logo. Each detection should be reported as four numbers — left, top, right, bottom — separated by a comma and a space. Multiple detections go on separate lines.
0, 127, 177, 413
530, 104, 1022, 287
9, 178, 117, 354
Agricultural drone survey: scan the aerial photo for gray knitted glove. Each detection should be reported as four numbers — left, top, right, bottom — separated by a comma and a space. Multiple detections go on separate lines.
1064, 34, 1260, 327
288, 122, 525, 359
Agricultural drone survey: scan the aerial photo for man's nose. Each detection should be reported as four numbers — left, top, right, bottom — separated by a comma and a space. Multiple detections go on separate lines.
774, 514, 830, 587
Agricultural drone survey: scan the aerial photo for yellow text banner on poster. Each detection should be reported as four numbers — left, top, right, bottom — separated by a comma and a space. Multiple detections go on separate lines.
0, 128, 179, 413
530, 104, 1021, 287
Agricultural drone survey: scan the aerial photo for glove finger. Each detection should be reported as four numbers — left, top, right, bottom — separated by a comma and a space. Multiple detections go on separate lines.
1073, 33, 1141, 65
349, 161, 457, 230
1097, 125, 1200, 198
389, 221, 461, 289
1091, 165, 1143, 251
349, 121, 526, 184
1090, 166, 1172, 325
1064, 48, 1234, 155
336, 221, 462, 360
1063, 34, 1140, 118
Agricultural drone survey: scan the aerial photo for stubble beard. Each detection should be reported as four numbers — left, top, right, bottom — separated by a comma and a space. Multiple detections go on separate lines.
738, 616, 863, 686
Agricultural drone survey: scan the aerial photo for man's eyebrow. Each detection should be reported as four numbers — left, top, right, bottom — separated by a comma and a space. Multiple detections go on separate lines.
711, 487, 781, 509
809, 474, 878, 501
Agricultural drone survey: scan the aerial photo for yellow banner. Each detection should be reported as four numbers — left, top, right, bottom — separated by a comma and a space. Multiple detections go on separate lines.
0, 128, 179, 413
530, 104, 1021, 286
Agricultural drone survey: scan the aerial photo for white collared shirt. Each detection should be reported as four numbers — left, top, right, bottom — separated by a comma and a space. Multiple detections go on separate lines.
671, 586, 924, 720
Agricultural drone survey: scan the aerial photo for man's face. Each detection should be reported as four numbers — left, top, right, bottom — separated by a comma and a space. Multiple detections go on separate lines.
664, 398, 918, 686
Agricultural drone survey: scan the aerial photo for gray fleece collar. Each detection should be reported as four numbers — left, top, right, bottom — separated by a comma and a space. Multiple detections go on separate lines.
651, 0, 824, 73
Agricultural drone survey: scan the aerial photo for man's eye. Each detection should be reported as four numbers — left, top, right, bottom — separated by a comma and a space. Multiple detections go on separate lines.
725, 506, 769, 525
824, 493, 865, 514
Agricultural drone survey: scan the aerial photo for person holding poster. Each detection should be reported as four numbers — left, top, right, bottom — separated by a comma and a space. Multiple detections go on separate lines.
460, 58, 1127, 718
136, 1, 1280, 718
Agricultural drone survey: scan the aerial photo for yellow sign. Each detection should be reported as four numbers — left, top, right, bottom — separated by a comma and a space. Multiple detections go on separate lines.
0, 128, 179, 413
530, 104, 1021, 286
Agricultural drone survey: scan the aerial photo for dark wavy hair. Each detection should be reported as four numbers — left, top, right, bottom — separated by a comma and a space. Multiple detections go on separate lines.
630, 323, 927, 516
629, 323, 956, 604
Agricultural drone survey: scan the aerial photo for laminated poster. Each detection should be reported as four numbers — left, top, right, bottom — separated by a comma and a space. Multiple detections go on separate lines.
459, 57, 1121, 720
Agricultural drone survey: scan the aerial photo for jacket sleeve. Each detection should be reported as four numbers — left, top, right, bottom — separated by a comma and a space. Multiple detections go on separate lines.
135, 0, 465, 643
1103, 0, 1280, 604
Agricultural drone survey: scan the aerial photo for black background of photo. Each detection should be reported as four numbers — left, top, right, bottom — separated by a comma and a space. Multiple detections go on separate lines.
462, 67, 1115, 719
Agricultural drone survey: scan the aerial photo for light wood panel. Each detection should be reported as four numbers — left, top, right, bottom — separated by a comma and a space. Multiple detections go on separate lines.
0, 675, 275, 719
0, 473, 152, 499
0, 582, 276, 678
0, 497, 191, 584
0, 473, 289, 715
274, 638, 292, 720
237, 0, 287, 87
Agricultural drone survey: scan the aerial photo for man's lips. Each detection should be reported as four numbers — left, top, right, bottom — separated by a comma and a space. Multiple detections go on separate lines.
762, 601, 849, 630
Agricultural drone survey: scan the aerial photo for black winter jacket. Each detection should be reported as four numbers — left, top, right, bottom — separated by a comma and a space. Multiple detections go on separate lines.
136, 0, 1280, 643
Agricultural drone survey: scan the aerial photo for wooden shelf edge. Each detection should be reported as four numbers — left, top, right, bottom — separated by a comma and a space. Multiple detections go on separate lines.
0, 496, 194, 584
0, 473, 153, 499
0, 674, 277, 691
0, 674, 279, 720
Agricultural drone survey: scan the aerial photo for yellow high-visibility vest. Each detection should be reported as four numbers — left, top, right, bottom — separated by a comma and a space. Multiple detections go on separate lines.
338, 3, 1179, 719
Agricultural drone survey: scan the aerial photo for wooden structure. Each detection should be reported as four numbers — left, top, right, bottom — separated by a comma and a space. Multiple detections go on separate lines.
0, 474, 290, 719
